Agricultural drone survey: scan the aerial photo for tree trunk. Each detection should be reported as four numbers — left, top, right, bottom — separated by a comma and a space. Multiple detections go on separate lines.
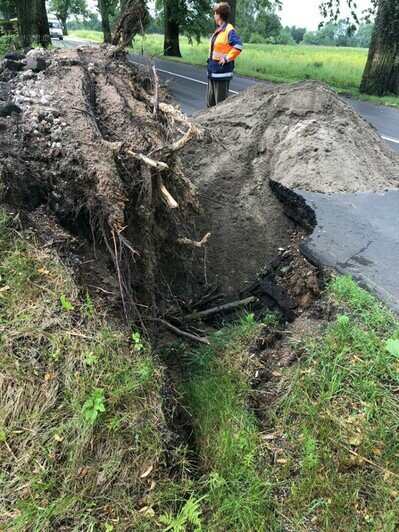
229, 0, 236, 26
35, 0, 51, 48
112, 0, 146, 49
15, 0, 34, 47
163, 0, 181, 57
98, 0, 112, 44
61, 17, 69, 36
119, 0, 133, 46
360, 0, 399, 96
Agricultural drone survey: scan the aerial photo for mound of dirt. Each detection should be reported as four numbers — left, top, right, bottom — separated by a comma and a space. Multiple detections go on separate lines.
181, 81, 399, 294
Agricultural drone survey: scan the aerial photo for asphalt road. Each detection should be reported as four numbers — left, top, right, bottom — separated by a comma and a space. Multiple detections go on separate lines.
298, 190, 399, 311
61, 38, 399, 312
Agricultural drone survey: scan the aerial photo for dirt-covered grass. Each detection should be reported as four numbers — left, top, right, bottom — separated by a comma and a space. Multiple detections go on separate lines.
69, 31, 398, 107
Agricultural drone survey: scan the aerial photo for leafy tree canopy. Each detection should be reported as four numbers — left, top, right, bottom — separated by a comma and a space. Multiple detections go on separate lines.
156, 0, 214, 43
236, 0, 282, 42
48, 0, 89, 21
290, 26, 306, 43
0, 0, 17, 19
319, 0, 378, 27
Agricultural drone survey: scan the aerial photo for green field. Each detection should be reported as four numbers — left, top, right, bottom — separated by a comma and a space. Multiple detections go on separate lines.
69, 30, 398, 106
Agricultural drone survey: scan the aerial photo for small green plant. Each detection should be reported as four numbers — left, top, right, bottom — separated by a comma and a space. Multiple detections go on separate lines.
386, 338, 399, 357
245, 312, 255, 324
50, 347, 61, 361
84, 291, 95, 317
81, 388, 106, 423
60, 294, 74, 311
132, 331, 144, 351
160, 494, 205, 531
84, 351, 98, 366
336, 314, 350, 326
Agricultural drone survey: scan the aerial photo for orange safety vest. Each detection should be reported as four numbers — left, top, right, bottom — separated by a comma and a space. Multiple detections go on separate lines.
208, 23, 243, 80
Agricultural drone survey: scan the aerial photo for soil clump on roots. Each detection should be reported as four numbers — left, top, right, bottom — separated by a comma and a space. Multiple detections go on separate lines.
0, 47, 204, 321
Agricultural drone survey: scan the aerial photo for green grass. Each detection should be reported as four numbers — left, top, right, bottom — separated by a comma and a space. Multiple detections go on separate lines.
181, 318, 275, 531
268, 276, 399, 530
0, 209, 168, 530
69, 30, 398, 106
69, 29, 104, 43
162, 278, 399, 531
0, 34, 22, 56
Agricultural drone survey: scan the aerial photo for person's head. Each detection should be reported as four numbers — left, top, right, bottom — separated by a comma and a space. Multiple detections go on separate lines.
213, 2, 230, 26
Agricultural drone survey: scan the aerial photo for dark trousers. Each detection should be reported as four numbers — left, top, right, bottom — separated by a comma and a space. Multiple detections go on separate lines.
206, 79, 230, 107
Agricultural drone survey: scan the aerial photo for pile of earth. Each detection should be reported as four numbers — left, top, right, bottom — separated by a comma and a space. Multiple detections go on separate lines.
1, 46, 399, 323
181, 81, 399, 294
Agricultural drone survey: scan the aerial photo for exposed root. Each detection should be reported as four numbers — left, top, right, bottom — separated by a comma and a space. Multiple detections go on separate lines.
127, 150, 169, 171
150, 125, 204, 159
178, 232, 211, 248
158, 176, 179, 209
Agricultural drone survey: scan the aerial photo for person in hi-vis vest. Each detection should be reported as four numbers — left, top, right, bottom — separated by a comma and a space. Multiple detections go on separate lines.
207, 2, 243, 107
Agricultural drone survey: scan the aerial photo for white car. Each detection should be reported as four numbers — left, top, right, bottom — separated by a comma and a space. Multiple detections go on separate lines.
48, 19, 63, 40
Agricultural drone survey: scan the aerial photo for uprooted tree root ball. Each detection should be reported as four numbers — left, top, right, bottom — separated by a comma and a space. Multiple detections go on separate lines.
0, 47, 205, 322
2, 47, 399, 329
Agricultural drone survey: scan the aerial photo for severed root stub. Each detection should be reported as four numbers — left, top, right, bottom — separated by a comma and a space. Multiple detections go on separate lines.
0, 46, 207, 326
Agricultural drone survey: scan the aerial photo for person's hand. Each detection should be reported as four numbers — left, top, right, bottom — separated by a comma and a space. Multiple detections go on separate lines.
218, 58, 227, 65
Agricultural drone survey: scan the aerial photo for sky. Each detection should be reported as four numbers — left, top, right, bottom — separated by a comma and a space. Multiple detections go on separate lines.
279, 0, 374, 30
86, 0, 374, 31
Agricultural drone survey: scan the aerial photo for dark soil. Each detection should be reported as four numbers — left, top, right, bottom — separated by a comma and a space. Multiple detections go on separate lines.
0, 47, 202, 317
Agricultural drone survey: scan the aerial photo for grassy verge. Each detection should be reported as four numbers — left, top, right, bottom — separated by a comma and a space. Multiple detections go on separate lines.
0, 209, 169, 530
268, 276, 399, 530
69, 30, 398, 107
68, 30, 104, 43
